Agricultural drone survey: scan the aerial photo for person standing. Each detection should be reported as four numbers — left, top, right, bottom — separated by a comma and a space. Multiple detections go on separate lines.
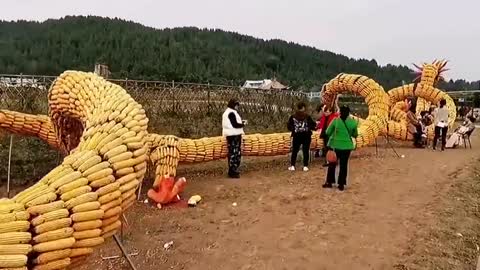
322, 105, 358, 191
317, 104, 339, 166
406, 98, 423, 148
287, 102, 317, 172
432, 98, 449, 151
222, 99, 245, 178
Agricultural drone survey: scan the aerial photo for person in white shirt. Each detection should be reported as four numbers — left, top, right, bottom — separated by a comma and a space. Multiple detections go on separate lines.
222, 99, 245, 178
432, 99, 449, 151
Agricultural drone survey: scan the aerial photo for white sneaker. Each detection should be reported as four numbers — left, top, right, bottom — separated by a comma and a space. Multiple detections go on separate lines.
303, 167, 309, 172
288, 166, 295, 171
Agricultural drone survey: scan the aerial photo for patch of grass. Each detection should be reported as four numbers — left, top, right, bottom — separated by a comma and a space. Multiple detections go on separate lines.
396, 159, 480, 270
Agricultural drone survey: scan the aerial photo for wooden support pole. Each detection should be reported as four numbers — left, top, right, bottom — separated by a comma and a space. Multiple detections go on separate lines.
113, 235, 138, 270
7, 135, 13, 198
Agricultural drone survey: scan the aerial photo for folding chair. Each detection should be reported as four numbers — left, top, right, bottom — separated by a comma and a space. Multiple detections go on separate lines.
462, 128, 475, 149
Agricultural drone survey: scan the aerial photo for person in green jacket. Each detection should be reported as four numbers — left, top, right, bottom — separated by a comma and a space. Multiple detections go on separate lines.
322, 105, 358, 191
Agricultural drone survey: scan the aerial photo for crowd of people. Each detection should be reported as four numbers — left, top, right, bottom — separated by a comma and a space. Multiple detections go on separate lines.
222, 97, 359, 191
221, 97, 475, 191
406, 97, 476, 150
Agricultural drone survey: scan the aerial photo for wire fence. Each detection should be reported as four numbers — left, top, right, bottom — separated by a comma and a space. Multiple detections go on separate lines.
0, 74, 306, 187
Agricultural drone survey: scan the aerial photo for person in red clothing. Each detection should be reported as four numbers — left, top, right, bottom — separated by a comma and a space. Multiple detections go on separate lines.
317, 104, 339, 166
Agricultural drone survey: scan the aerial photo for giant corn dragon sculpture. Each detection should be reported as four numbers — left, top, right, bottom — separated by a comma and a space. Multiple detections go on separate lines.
0, 60, 455, 269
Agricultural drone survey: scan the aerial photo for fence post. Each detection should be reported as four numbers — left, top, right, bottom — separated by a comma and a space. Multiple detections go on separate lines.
172, 80, 175, 113
7, 135, 13, 198
207, 83, 211, 114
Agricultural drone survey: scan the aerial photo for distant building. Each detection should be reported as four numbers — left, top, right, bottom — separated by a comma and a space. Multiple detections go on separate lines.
94, 63, 111, 79
241, 78, 288, 90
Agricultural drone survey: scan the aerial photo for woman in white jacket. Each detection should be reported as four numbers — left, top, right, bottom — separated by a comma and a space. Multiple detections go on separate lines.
222, 99, 245, 178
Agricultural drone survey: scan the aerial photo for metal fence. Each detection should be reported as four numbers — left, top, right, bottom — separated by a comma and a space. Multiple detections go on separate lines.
0, 74, 306, 137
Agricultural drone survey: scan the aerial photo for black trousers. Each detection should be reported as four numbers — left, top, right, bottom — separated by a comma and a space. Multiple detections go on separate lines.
291, 133, 312, 167
433, 126, 448, 150
227, 135, 242, 175
321, 134, 330, 157
326, 149, 351, 186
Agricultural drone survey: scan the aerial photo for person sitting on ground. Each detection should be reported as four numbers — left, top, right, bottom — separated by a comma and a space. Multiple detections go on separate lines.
322, 105, 358, 191
317, 101, 340, 166
445, 116, 476, 148
287, 102, 317, 172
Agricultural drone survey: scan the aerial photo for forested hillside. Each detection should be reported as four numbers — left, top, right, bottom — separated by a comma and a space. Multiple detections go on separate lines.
0, 16, 477, 90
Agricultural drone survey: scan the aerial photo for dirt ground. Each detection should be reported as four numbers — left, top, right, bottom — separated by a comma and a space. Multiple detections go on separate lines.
72, 134, 480, 270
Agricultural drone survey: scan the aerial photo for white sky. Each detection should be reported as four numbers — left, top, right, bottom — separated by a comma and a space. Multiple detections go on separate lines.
2, 0, 479, 81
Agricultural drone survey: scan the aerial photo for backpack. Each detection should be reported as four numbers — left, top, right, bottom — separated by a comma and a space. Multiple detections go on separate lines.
293, 118, 309, 133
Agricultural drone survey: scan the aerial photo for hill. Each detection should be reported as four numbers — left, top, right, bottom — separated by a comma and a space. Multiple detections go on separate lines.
0, 16, 477, 90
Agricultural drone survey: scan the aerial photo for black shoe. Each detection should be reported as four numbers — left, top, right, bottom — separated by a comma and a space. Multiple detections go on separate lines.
322, 183, 333, 188
322, 163, 329, 167
228, 172, 240, 179
338, 185, 345, 191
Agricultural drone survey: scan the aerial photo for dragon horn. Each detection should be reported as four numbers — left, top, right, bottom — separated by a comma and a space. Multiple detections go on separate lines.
413, 63, 423, 70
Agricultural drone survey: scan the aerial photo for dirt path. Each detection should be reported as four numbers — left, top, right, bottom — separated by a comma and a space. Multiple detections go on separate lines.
78, 137, 480, 270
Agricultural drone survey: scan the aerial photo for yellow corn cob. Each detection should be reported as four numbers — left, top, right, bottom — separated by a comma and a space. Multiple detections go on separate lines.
0, 221, 30, 234
34, 218, 72, 234
27, 201, 64, 216
104, 145, 128, 160
60, 186, 91, 201
108, 151, 133, 164
0, 266, 27, 270
98, 191, 121, 205
72, 229, 102, 240
117, 173, 136, 185
71, 151, 96, 169
0, 211, 29, 224
102, 220, 121, 234
112, 158, 139, 171
119, 180, 139, 193
69, 247, 93, 258
101, 215, 119, 227
32, 257, 70, 270
0, 244, 32, 255
86, 168, 113, 182
0, 232, 31, 245
121, 195, 136, 210
72, 237, 104, 248
81, 161, 110, 177
56, 177, 89, 194
101, 229, 118, 239
120, 188, 136, 201
77, 156, 102, 173
33, 237, 76, 253
33, 248, 71, 265
72, 220, 102, 232
103, 206, 122, 219
25, 192, 57, 208
71, 210, 104, 223
89, 175, 115, 189
116, 167, 134, 177
49, 171, 82, 190
13, 184, 50, 204
65, 193, 98, 209
100, 198, 122, 212
0, 255, 27, 268
31, 209, 69, 227
0, 203, 24, 214
95, 182, 120, 197
71, 202, 101, 213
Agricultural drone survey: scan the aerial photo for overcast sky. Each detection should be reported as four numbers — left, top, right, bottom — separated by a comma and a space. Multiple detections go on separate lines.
2, 0, 479, 81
